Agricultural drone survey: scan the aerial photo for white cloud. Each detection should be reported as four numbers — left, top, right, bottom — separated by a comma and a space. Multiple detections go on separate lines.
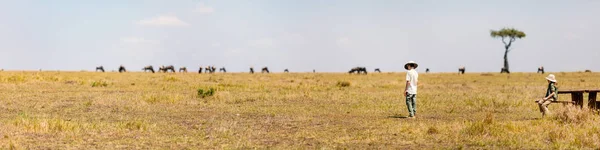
194, 3, 215, 14
248, 38, 276, 48
212, 42, 221, 47
120, 37, 159, 44
564, 32, 582, 40
136, 15, 190, 27
336, 37, 351, 47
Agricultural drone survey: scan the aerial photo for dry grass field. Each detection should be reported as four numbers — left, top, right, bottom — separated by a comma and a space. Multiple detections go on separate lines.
0, 71, 599, 149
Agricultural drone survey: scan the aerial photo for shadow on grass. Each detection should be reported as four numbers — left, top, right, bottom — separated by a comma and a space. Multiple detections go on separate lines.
388, 114, 409, 119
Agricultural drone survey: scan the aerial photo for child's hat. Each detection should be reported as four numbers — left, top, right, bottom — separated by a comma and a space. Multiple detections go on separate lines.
546, 74, 557, 82
404, 61, 418, 70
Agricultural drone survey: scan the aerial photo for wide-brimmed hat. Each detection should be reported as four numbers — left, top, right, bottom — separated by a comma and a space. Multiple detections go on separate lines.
545, 74, 557, 82
404, 61, 418, 70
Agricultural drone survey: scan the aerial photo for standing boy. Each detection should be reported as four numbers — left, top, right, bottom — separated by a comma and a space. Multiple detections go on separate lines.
404, 61, 419, 118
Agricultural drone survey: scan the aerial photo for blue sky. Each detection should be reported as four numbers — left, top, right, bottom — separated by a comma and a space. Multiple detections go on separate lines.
0, 0, 598, 72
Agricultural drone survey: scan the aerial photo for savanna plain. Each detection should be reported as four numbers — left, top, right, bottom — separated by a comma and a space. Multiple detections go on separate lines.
0, 71, 599, 149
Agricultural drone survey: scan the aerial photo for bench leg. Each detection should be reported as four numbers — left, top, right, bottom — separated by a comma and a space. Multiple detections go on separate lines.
589, 92, 597, 109
571, 93, 584, 109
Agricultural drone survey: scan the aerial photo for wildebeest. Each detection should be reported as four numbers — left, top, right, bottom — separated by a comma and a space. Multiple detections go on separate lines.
426, 68, 430, 73
313, 69, 316, 73
179, 67, 187, 73
500, 67, 510, 74
118, 65, 126, 73
204, 66, 216, 73
284, 69, 289, 73
219, 67, 227, 73
204, 66, 211, 73
458, 66, 465, 74
96, 66, 105, 72
374, 68, 381, 73
159, 65, 176, 73
537, 66, 545, 74
250, 67, 255, 74
349, 67, 367, 74
142, 65, 155, 73
585, 70, 592, 73
262, 67, 270, 73
198, 66, 204, 74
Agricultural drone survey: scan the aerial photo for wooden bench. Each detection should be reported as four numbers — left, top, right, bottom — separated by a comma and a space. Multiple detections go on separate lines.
557, 89, 600, 109
535, 100, 575, 105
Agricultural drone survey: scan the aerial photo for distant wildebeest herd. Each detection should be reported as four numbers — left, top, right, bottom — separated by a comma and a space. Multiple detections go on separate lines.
90, 65, 588, 74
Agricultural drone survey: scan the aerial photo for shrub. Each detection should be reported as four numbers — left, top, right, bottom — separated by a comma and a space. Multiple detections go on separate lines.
91, 81, 108, 87
5, 75, 26, 83
553, 105, 593, 124
197, 88, 216, 98
462, 113, 502, 137
164, 76, 179, 82
427, 126, 440, 135
336, 81, 351, 87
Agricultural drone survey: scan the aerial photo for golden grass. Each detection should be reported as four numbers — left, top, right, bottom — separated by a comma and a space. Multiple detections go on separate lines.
0, 71, 599, 149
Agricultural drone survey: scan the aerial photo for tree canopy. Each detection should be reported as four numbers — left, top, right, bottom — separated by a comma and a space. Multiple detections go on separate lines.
490, 28, 526, 49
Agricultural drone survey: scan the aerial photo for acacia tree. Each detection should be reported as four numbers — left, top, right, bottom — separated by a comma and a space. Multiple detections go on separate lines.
490, 28, 526, 73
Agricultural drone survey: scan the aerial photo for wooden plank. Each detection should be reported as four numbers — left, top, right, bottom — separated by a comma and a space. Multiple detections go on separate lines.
558, 90, 586, 94
586, 89, 600, 92
534, 100, 575, 104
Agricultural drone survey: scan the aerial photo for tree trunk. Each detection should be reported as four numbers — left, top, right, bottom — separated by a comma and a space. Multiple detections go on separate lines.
503, 49, 509, 73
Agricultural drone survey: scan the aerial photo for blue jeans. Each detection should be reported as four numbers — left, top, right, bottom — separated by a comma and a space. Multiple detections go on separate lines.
406, 93, 417, 117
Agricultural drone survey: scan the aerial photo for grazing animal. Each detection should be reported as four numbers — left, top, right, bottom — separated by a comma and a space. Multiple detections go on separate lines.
198, 66, 203, 74
118, 65, 126, 73
204, 66, 211, 73
425, 68, 430, 73
96, 66, 105, 72
179, 67, 187, 73
374, 68, 381, 73
159, 65, 176, 73
585, 70, 592, 73
142, 65, 155, 73
348, 67, 368, 74
458, 66, 465, 74
284, 69, 289, 73
537, 66, 545, 74
250, 67, 255, 74
262, 67, 270, 73
204, 66, 216, 73
313, 69, 316, 73
219, 67, 227, 73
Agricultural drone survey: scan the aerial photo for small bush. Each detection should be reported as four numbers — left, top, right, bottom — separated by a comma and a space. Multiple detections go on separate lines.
480, 73, 494, 76
5, 75, 26, 83
462, 113, 502, 137
427, 126, 440, 135
164, 76, 179, 82
336, 81, 351, 87
91, 81, 108, 87
119, 120, 149, 131
197, 88, 216, 98
553, 106, 593, 124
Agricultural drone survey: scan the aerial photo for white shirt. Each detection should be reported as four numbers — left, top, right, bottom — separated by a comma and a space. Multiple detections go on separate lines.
405, 69, 418, 94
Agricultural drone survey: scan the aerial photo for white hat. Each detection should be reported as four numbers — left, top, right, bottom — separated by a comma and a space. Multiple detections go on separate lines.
545, 74, 557, 82
404, 61, 418, 70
